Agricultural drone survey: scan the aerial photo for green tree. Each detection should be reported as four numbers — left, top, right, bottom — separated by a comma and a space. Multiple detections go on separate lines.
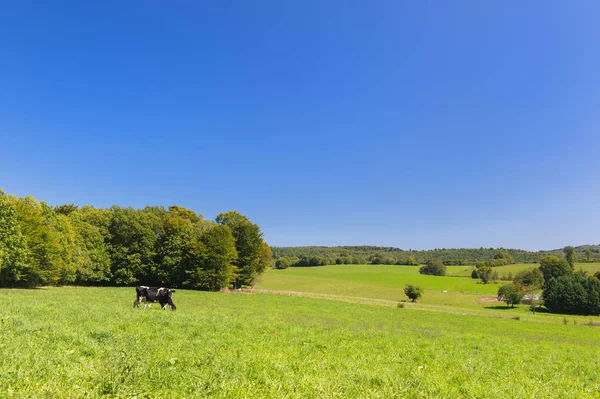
585, 249, 593, 262
543, 275, 600, 315
68, 207, 111, 285
155, 215, 198, 286
539, 255, 572, 286
186, 225, 237, 291
404, 284, 423, 302
497, 283, 524, 308
513, 267, 544, 289
419, 260, 446, 276
0, 190, 30, 287
407, 255, 418, 266
275, 257, 291, 269
478, 266, 492, 284
216, 211, 270, 288
563, 246, 577, 268
471, 269, 479, 279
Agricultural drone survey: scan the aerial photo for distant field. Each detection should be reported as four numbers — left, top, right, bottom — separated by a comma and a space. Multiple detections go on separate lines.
2, 287, 600, 398
449, 263, 600, 277
255, 263, 600, 314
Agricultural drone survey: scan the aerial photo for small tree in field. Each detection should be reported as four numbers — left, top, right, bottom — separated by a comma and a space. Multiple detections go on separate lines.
497, 283, 524, 308
404, 284, 423, 302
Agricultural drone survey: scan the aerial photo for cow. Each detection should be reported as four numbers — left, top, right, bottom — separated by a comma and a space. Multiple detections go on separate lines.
133, 286, 177, 310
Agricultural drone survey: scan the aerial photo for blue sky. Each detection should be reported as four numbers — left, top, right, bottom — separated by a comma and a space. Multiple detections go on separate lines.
1, 1, 599, 250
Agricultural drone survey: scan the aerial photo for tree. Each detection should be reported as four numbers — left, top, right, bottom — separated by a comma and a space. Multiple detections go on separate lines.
494, 250, 515, 265
478, 266, 492, 284
513, 268, 544, 289
0, 190, 30, 287
407, 255, 419, 266
419, 260, 446, 276
404, 284, 423, 302
216, 211, 270, 287
543, 275, 600, 315
275, 257, 291, 269
497, 283, 524, 307
563, 246, 577, 268
186, 225, 237, 291
539, 255, 572, 286
471, 269, 479, 279
585, 249, 593, 262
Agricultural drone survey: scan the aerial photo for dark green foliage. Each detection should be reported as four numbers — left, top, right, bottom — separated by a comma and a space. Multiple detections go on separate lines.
404, 284, 423, 302
539, 255, 573, 286
471, 269, 478, 279
513, 268, 544, 289
594, 271, 600, 280
497, 283, 524, 307
271, 246, 541, 266
543, 275, 600, 315
185, 225, 237, 291
419, 260, 446, 276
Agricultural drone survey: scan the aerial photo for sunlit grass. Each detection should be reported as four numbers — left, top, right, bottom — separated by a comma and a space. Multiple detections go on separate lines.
1, 286, 600, 398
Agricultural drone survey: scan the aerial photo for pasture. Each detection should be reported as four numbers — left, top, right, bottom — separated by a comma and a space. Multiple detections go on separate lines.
2, 286, 600, 398
255, 264, 600, 321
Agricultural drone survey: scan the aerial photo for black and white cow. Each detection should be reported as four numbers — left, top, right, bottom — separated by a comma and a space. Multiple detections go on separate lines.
133, 286, 177, 310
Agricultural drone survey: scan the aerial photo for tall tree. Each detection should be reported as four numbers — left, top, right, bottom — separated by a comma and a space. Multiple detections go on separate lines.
186, 225, 237, 291
563, 246, 577, 268
0, 190, 30, 286
216, 211, 271, 287
539, 255, 572, 286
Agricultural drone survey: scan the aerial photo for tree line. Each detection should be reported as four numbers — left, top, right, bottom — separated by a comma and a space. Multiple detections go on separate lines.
0, 189, 271, 290
272, 246, 540, 268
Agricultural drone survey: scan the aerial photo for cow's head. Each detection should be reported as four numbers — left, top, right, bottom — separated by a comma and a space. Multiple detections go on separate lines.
158, 288, 176, 310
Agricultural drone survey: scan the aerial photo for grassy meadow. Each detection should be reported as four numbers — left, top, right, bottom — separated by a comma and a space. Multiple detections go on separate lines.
254, 263, 600, 321
2, 286, 600, 398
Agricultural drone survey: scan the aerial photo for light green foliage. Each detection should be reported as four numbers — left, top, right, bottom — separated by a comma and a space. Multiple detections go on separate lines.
0, 191, 30, 286
419, 260, 446, 276
275, 257, 292, 269
477, 266, 492, 284
406, 255, 418, 265
216, 211, 271, 287
539, 255, 573, 285
1, 287, 600, 398
564, 246, 577, 268
497, 283, 524, 307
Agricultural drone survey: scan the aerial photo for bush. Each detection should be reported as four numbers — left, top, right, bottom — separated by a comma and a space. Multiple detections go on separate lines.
419, 260, 446, 276
543, 275, 600, 315
274, 257, 291, 270
471, 269, 479, 279
478, 266, 492, 284
404, 284, 423, 302
497, 283, 525, 308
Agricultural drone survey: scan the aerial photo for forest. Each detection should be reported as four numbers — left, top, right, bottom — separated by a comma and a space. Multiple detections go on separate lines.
0, 189, 271, 289
272, 245, 600, 268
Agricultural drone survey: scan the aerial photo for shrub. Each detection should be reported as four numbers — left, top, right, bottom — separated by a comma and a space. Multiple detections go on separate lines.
404, 284, 423, 302
471, 269, 479, 279
274, 257, 291, 270
419, 260, 446, 276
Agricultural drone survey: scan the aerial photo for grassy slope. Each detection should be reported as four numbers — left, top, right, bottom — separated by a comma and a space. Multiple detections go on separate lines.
255, 264, 600, 319
2, 287, 600, 398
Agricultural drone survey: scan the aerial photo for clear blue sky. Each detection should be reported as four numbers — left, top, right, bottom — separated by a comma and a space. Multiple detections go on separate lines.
1, 1, 599, 251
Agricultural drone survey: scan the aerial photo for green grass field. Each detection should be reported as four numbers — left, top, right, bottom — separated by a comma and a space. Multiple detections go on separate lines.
254, 264, 600, 321
2, 286, 600, 398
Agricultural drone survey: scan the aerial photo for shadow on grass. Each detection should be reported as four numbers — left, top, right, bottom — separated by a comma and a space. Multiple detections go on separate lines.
484, 305, 515, 310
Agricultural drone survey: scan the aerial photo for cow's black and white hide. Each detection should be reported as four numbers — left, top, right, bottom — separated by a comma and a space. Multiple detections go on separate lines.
133, 286, 177, 310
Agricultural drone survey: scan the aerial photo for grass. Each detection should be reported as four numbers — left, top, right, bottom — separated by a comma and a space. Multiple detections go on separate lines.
2, 286, 600, 398
255, 264, 600, 322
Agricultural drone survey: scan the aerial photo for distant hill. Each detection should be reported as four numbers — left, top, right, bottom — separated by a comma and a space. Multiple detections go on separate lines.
270, 245, 543, 266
